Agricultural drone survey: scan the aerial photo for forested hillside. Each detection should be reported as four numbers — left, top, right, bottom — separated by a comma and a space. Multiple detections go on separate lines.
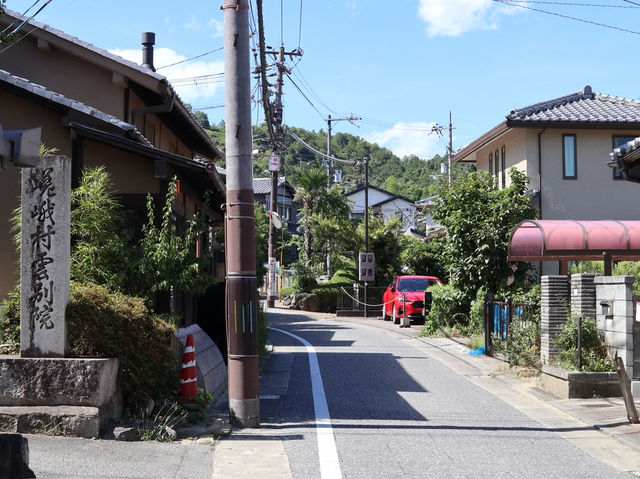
206, 121, 473, 201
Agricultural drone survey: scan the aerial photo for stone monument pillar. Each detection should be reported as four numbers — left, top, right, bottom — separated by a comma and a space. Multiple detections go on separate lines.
20, 156, 70, 358
541, 275, 569, 365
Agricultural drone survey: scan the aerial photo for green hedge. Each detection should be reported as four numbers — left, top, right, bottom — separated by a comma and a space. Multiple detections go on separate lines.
423, 284, 470, 335
1, 283, 178, 406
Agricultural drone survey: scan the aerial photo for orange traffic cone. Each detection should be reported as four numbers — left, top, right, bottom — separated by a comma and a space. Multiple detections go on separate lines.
178, 334, 198, 403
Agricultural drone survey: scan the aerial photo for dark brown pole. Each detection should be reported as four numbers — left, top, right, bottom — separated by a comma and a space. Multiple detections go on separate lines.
223, 0, 260, 428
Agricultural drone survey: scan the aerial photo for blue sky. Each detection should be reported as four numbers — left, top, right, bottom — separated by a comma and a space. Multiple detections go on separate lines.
4, 1, 640, 159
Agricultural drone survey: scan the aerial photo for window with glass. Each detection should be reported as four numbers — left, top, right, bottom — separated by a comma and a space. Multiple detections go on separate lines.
613, 136, 635, 179
495, 149, 500, 179
563, 134, 577, 179
501, 146, 506, 188
489, 153, 493, 177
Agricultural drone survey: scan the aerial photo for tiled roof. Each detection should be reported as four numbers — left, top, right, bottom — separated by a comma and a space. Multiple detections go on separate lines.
253, 176, 287, 194
507, 85, 640, 124
0, 68, 142, 137
610, 136, 640, 164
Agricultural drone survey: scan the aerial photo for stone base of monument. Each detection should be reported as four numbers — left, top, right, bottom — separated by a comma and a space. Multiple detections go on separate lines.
0, 356, 120, 438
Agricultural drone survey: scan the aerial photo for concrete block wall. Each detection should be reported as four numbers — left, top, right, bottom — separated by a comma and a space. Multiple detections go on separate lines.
570, 273, 598, 319
595, 276, 635, 377
541, 275, 569, 365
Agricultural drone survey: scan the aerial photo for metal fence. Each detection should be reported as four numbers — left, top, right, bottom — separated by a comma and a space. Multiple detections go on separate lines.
337, 286, 387, 314
483, 294, 539, 356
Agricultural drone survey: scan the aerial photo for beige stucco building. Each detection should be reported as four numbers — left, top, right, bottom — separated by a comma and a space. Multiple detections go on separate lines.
0, 10, 226, 317
453, 86, 640, 274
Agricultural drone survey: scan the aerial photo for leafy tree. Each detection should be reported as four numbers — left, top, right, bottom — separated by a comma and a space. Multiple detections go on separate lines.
254, 203, 269, 288
431, 168, 537, 304
399, 236, 446, 280
290, 166, 328, 265
140, 178, 216, 298
356, 216, 404, 287
308, 185, 356, 275
70, 167, 137, 292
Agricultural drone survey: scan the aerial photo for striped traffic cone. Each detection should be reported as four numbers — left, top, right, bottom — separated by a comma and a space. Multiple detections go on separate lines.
178, 334, 198, 403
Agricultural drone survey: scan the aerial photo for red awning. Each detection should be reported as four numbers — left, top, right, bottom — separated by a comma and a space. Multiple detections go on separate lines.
508, 220, 640, 262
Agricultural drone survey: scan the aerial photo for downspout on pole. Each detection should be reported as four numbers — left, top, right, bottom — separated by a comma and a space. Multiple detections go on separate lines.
223, 0, 260, 428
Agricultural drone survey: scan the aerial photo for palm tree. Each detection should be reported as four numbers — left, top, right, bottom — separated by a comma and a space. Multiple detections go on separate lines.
290, 167, 328, 266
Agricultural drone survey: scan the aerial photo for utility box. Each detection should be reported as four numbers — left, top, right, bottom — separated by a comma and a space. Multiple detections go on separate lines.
359, 253, 375, 282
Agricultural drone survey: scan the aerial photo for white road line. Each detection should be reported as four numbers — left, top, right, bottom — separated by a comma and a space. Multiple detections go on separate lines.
270, 327, 342, 479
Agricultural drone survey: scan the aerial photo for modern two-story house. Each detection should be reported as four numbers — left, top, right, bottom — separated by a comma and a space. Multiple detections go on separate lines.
453, 85, 640, 274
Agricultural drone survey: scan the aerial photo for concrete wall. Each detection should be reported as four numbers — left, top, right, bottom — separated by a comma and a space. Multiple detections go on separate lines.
595, 275, 635, 377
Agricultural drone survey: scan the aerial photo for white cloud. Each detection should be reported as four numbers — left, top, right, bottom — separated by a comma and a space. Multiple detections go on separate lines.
109, 48, 224, 103
417, 0, 514, 37
184, 17, 223, 38
365, 122, 444, 159
208, 18, 224, 38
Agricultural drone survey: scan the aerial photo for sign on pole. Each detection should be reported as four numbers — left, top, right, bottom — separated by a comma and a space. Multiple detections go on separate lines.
268, 154, 281, 172
359, 252, 375, 282
268, 257, 278, 297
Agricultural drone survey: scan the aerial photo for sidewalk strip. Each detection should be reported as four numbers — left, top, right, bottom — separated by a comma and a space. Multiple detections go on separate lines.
270, 327, 342, 479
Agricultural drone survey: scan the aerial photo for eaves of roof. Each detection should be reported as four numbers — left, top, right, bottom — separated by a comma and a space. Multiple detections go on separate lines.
0, 68, 142, 139
452, 122, 509, 163
69, 122, 225, 197
372, 195, 415, 208
345, 184, 405, 200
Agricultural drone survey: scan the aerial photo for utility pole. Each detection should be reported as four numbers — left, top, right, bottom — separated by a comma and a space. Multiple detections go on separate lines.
264, 45, 302, 308
430, 111, 455, 186
363, 156, 369, 319
448, 111, 453, 186
223, 0, 260, 428
326, 114, 359, 187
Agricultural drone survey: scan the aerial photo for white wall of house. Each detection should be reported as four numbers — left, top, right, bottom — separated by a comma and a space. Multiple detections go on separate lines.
347, 189, 394, 214
377, 198, 418, 230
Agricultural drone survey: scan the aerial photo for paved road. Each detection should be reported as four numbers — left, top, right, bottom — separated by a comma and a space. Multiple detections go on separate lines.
259, 310, 638, 478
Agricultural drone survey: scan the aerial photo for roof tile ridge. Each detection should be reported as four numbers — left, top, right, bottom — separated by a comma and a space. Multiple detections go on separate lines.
508, 91, 583, 119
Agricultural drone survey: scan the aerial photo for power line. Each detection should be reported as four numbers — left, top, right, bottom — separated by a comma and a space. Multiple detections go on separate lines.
2, 0, 41, 34
193, 104, 225, 110
287, 130, 355, 165
168, 72, 224, 82
495, 0, 640, 35
156, 46, 224, 70
285, 72, 326, 119
506, 0, 639, 6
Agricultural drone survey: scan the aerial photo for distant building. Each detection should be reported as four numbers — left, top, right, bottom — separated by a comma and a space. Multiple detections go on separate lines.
345, 185, 420, 233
